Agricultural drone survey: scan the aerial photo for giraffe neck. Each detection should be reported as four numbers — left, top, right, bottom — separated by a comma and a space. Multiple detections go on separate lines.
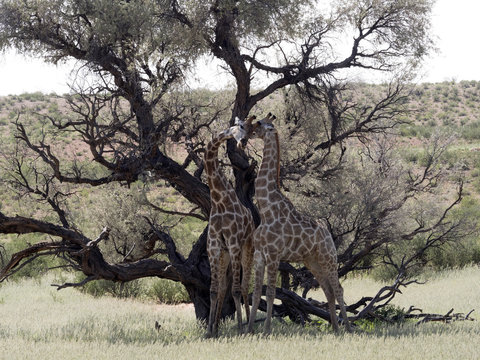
204, 130, 231, 193
255, 130, 281, 204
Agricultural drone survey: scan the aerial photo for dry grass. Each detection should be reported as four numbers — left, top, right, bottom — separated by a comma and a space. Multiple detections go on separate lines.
311, 266, 480, 314
0, 267, 479, 360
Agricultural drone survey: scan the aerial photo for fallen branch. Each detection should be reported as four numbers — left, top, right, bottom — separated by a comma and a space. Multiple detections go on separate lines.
250, 285, 475, 328
253, 286, 342, 325
413, 308, 475, 325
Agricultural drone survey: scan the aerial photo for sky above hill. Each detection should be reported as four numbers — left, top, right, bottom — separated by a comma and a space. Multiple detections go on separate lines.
0, 0, 479, 96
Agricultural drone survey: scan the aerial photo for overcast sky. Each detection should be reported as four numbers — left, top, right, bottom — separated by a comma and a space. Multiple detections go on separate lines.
0, 0, 479, 96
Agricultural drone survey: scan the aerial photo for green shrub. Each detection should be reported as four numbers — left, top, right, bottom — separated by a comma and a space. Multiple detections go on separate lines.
399, 125, 417, 137
461, 120, 480, 140
0, 234, 63, 280
79, 278, 144, 298
429, 241, 480, 270
429, 197, 480, 269
374, 305, 409, 323
148, 278, 190, 304
402, 149, 421, 163
369, 263, 402, 282
77, 276, 190, 304
8, 110, 17, 119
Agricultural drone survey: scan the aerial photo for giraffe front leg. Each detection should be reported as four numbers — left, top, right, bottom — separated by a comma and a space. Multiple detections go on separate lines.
206, 246, 229, 338
247, 249, 265, 334
241, 238, 254, 324
264, 259, 279, 335
230, 246, 244, 334
206, 257, 219, 338
213, 255, 229, 337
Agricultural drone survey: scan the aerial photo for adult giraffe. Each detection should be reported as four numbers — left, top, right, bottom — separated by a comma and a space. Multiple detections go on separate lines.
244, 113, 352, 334
204, 117, 256, 337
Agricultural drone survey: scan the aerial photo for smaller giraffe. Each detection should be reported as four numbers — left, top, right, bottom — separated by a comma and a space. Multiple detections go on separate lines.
204, 117, 256, 337
243, 113, 352, 334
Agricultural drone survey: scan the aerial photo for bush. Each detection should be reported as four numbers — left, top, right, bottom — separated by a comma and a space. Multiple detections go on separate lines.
148, 278, 190, 304
79, 278, 144, 298
1, 234, 62, 280
428, 196, 480, 269
461, 120, 480, 140
429, 241, 480, 270
402, 149, 421, 163
77, 276, 190, 304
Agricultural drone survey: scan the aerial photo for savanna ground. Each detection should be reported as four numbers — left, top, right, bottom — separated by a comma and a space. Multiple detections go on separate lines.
0, 266, 478, 360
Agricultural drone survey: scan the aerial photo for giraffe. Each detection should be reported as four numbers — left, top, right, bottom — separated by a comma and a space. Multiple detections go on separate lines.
204, 117, 256, 338
243, 113, 352, 334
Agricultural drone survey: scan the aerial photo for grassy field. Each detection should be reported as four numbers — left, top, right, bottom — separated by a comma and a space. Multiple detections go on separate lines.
0, 267, 478, 360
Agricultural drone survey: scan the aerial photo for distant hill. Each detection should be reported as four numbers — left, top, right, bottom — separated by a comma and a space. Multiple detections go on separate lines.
1, 82, 480, 272
2, 81, 480, 196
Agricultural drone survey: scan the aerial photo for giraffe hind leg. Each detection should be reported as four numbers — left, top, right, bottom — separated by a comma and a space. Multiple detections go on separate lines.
321, 278, 340, 332
305, 262, 339, 332
327, 272, 352, 332
305, 258, 352, 332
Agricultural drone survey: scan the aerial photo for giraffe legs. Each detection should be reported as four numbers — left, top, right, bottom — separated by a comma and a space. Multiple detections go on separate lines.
207, 231, 253, 337
247, 249, 265, 334
230, 245, 245, 334
240, 238, 254, 324
306, 259, 352, 332
327, 272, 352, 332
264, 259, 279, 334
206, 246, 229, 338
320, 277, 340, 332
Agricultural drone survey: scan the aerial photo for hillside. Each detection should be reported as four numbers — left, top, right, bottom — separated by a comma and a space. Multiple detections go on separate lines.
1, 81, 480, 269
2, 82, 480, 217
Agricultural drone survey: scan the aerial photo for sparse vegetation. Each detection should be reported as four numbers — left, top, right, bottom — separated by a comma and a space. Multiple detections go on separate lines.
2, 80, 480, 281
0, 267, 478, 360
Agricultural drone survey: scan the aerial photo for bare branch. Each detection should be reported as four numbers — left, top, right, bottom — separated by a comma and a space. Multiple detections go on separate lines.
51, 275, 96, 290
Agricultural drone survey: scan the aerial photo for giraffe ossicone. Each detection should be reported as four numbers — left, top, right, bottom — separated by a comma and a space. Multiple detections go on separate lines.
244, 113, 353, 335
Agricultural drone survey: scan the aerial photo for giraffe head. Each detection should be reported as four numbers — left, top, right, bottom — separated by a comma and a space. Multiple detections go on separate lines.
228, 116, 256, 148
243, 112, 276, 141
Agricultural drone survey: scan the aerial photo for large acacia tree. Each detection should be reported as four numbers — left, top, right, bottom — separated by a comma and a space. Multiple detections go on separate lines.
0, 0, 469, 322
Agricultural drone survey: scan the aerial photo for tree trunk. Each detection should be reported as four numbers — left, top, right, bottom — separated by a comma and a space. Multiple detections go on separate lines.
171, 225, 237, 322
184, 270, 236, 322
